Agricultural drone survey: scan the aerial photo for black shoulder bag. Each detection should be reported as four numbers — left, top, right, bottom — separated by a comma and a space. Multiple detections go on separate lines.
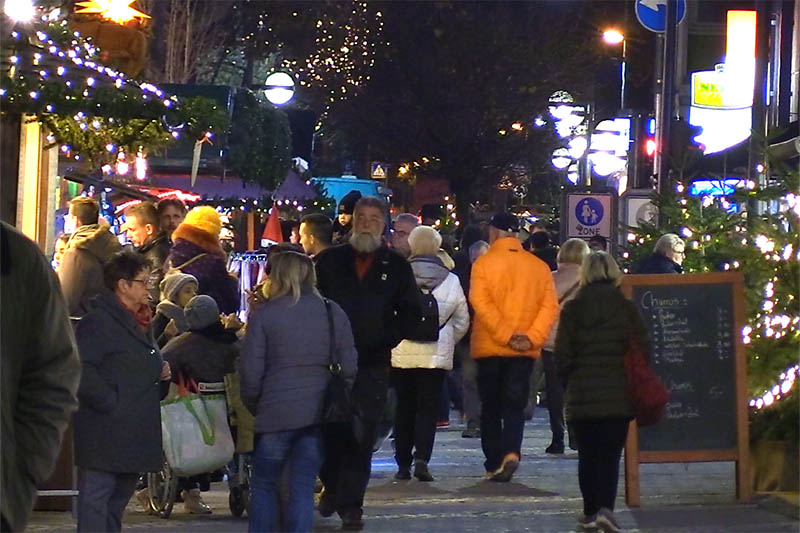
322, 299, 364, 446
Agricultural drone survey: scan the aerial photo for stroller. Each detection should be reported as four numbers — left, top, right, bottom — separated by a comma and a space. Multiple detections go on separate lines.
144, 372, 254, 519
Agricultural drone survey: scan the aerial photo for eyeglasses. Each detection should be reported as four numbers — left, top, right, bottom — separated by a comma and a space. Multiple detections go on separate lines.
673, 249, 686, 257
128, 278, 148, 286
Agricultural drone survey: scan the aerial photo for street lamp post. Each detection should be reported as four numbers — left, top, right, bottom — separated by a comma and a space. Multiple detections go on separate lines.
603, 29, 627, 111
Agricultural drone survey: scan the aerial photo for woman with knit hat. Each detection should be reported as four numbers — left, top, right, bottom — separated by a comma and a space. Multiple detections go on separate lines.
167, 206, 239, 314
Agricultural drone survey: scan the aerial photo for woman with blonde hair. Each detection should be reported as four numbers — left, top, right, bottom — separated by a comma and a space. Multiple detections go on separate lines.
391, 226, 469, 482
541, 238, 590, 454
555, 251, 649, 532
241, 251, 358, 532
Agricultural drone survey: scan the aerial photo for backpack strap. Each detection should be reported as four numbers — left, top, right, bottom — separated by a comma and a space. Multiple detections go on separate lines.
323, 298, 340, 372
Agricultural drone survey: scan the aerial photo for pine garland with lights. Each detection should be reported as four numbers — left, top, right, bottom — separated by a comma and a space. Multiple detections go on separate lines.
2, 19, 228, 168
620, 162, 799, 438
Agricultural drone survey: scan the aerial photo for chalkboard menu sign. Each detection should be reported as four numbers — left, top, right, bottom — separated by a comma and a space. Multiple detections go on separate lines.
621, 273, 750, 507
632, 283, 737, 451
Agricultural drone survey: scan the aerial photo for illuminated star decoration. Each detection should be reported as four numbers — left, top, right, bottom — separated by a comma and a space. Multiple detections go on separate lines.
75, 0, 150, 24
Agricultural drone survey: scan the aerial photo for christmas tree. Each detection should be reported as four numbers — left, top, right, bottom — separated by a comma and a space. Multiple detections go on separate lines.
621, 154, 799, 441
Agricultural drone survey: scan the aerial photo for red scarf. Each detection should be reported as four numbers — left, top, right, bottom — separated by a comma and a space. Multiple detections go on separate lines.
133, 303, 152, 333
354, 251, 375, 281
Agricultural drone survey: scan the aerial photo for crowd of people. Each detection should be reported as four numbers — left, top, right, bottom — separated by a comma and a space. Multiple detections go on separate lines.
2, 191, 689, 533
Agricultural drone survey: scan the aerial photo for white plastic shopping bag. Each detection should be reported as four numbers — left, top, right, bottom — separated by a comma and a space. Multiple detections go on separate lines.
160, 394, 234, 477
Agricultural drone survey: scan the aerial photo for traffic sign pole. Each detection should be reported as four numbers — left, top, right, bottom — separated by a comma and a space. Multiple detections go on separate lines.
657, 0, 678, 221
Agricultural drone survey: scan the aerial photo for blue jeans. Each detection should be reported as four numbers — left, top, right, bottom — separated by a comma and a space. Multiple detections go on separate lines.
249, 425, 324, 533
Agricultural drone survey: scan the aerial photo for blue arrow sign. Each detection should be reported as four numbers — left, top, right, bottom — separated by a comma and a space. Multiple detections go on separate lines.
635, 0, 686, 33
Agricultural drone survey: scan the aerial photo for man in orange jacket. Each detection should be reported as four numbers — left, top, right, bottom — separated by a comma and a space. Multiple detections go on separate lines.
469, 212, 559, 482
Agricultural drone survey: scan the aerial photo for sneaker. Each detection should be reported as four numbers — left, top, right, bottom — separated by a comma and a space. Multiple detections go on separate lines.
489, 453, 519, 482
461, 423, 481, 438
545, 441, 565, 454
413, 460, 434, 482
317, 488, 336, 517
182, 489, 212, 515
135, 488, 152, 514
436, 420, 450, 428
394, 467, 411, 480
595, 508, 623, 533
578, 513, 598, 531
339, 508, 364, 531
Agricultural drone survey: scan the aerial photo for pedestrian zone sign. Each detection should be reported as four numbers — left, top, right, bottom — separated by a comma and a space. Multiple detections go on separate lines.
371, 162, 387, 180
566, 193, 613, 239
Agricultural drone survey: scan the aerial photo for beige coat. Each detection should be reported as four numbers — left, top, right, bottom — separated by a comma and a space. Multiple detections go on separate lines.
544, 263, 582, 352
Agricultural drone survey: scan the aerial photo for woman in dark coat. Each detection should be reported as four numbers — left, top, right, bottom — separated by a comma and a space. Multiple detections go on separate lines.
167, 206, 239, 314
634, 233, 685, 274
73, 251, 171, 532
555, 251, 650, 533
241, 251, 357, 533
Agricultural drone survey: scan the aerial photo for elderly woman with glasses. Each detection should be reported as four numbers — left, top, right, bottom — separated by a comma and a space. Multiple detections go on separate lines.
73, 250, 171, 532
634, 233, 685, 274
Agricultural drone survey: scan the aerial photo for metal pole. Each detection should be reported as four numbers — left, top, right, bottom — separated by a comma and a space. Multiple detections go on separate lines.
657, 0, 678, 209
621, 39, 628, 111
748, 1, 772, 218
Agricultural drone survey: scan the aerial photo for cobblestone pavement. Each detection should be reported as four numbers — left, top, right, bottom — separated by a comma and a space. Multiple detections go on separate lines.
28, 411, 799, 532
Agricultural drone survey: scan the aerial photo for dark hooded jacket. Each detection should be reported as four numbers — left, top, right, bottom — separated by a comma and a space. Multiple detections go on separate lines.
167, 224, 239, 314
162, 322, 238, 384
73, 291, 168, 473
555, 281, 649, 421
58, 222, 121, 316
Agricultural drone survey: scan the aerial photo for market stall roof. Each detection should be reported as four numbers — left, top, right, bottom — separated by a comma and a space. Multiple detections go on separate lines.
63, 173, 157, 202
146, 174, 270, 200
272, 169, 317, 201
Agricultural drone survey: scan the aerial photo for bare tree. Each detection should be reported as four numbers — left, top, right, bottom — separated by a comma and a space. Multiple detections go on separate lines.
139, 0, 229, 83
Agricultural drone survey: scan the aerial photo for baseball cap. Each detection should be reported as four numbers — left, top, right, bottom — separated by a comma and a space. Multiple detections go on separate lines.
489, 212, 520, 233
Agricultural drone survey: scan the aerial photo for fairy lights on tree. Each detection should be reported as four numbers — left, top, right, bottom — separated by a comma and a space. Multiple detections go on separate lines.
621, 160, 799, 423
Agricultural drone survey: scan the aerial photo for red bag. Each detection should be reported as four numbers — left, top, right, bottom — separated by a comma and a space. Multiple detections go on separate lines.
624, 334, 669, 426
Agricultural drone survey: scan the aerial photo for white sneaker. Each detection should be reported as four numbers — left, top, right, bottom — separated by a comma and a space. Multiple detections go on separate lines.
595, 508, 623, 533
182, 489, 212, 515
578, 513, 598, 531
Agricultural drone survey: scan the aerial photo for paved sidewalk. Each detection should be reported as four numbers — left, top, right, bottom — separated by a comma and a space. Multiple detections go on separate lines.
28, 411, 799, 532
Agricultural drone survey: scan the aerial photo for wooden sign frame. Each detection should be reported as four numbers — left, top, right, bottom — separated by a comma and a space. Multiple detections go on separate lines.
621, 272, 751, 506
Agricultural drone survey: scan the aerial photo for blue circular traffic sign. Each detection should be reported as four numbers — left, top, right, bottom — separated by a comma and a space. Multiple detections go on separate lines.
575, 198, 604, 227
636, 0, 686, 33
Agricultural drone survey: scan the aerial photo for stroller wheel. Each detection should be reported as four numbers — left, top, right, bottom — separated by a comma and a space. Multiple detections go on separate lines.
147, 455, 178, 519
229, 485, 249, 517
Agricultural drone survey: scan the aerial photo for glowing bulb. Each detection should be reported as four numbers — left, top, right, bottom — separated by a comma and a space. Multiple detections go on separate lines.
5, 0, 36, 22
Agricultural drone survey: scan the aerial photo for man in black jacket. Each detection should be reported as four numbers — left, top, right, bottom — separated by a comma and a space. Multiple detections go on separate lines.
315, 196, 421, 531
125, 202, 172, 306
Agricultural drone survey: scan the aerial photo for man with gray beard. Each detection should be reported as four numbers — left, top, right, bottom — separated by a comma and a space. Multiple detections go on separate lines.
315, 196, 422, 530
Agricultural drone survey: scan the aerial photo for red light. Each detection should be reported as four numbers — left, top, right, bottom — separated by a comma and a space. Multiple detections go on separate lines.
645, 139, 657, 157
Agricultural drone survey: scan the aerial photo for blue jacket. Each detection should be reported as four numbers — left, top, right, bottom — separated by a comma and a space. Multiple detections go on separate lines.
240, 292, 357, 434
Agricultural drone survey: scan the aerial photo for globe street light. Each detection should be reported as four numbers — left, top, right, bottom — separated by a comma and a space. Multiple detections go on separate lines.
602, 29, 627, 111
263, 72, 295, 105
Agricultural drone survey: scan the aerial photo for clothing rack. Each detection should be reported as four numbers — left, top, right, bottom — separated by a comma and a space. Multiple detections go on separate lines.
228, 252, 270, 321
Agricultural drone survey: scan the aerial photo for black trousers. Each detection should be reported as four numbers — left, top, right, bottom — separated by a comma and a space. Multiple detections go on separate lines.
476, 356, 534, 473
320, 363, 390, 514
571, 417, 630, 516
393, 368, 446, 468
541, 350, 565, 443
458, 339, 481, 426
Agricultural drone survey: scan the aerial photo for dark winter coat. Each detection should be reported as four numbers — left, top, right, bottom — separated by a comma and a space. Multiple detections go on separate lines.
58, 222, 121, 317
167, 224, 239, 314
240, 292, 358, 434
1, 223, 81, 532
162, 323, 237, 384
533, 246, 559, 271
634, 252, 683, 274
137, 231, 171, 306
73, 291, 168, 473
315, 244, 422, 366
554, 281, 649, 421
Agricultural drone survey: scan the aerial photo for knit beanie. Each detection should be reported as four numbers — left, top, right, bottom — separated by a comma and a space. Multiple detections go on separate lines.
159, 272, 198, 303
338, 190, 362, 215
183, 206, 222, 238
184, 295, 220, 331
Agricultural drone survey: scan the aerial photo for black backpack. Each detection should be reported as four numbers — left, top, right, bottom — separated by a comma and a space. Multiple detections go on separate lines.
406, 287, 440, 342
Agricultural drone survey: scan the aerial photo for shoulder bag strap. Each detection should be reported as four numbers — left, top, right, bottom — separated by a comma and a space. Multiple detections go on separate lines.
174, 253, 208, 271
323, 298, 339, 370
559, 282, 580, 304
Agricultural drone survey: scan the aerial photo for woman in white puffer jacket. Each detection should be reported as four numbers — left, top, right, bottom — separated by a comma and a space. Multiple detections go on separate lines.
391, 226, 469, 482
